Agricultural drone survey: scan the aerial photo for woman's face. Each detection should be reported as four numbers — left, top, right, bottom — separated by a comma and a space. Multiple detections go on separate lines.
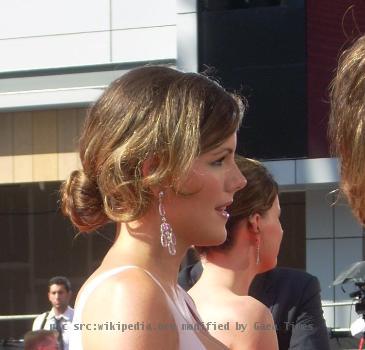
164, 133, 247, 249
258, 195, 283, 272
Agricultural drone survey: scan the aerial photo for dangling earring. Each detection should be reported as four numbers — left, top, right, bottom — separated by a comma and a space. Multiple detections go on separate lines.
256, 241, 260, 265
159, 191, 176, 255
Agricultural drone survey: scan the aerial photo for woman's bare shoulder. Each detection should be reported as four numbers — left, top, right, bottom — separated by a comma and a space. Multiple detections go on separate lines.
231, 295, 270, 317
206, 294, 267, 325
227, 295, 278, 350
79, 267, 179, 350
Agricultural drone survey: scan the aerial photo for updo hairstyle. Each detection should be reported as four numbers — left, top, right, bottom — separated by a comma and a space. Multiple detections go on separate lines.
61, 66, 245, 232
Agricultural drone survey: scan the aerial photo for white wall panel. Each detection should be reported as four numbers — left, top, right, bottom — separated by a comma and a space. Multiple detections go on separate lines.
334, 201, 363, 238
177, 12, 197, 72
1, 71, 121, 94
0, 32, 110, 71
322, 305, 334, 329
307, 239, 334, 301
112, 0, 176, 29
263, 160, 295, 186
296, 158, 339, 184
334, 304, 358, 329
306, 189, 334, 239
0, 0, 110, 39
112, 27, 176, 63
177, 0, 197, 13
334, 238, 363, 301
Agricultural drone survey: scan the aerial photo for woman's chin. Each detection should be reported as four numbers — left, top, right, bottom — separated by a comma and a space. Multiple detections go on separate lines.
211, 231, 227, 246
197, 232, 227, 247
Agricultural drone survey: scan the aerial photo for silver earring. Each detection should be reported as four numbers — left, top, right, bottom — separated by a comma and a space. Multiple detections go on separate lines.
159, 191, 176, 255
256, 243, 260, 265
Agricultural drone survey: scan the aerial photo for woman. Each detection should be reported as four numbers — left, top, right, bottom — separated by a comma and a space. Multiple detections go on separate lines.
329, 35, 365, 225
61, 66, 246, 349
189, 156, 282, 350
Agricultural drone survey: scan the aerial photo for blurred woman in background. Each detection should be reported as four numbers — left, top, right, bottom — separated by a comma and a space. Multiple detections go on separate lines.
190, 156, 282, 350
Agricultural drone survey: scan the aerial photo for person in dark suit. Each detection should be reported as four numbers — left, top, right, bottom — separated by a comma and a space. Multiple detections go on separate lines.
179, 262, 330, 350
249, 267, 330, 350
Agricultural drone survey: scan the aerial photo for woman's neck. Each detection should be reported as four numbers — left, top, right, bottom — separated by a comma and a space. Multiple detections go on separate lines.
102, 219, 188, 287
197, 250, 258, 296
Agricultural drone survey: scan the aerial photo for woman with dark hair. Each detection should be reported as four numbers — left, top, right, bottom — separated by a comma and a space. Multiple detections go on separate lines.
61, 66, 246, 349
190, 156, 281, 350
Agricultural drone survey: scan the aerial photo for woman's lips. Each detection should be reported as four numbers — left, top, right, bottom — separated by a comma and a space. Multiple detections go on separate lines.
215, 206, 230, 219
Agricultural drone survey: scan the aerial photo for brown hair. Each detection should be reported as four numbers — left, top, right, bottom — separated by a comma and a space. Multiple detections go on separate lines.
24, 330, 58, 350
329, 35, 365, 225
198, 156, 278, 253
61, 66, 245, 232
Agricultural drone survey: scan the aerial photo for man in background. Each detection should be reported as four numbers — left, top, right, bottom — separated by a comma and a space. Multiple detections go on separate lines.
32, 276, 73, 350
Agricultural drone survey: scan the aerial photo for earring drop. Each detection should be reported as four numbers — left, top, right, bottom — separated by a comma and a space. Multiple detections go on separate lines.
256, 242, 260, 265
159, 191, 176, 255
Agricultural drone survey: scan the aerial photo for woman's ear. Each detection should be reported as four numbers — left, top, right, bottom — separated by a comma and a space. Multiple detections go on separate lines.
141, 156, 161, 197
142, 156, 157, 177
248, 213, 261, 234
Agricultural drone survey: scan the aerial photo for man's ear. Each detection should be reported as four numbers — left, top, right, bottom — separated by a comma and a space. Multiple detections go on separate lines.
247, 213, 260, 234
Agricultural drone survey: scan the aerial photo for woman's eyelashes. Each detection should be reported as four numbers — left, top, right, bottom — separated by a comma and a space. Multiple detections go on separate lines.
211, 155, 228, 166
209, 149, 234, 167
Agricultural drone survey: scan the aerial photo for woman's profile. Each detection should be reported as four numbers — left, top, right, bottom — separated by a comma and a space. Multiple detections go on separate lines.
189, 156, 281, 350
61, 66, 246, 349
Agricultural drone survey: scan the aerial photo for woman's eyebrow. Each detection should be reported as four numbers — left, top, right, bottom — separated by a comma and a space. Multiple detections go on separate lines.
210, 147, 234, 156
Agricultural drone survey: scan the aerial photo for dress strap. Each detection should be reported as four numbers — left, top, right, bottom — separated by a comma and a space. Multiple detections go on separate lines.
74, 265, 175, 323
74, 265, 140, 323
71, 265, 209, 350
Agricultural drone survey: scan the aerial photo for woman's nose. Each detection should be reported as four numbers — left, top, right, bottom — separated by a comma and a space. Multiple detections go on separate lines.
230, 164, 247, 193
237, 173, 247, 191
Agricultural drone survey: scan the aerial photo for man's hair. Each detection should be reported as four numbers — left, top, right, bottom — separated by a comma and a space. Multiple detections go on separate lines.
48, 276, 71, 292
24, 330, 58, 350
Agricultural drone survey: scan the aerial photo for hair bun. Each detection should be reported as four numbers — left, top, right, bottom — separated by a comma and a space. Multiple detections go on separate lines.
61, 170, 109, 232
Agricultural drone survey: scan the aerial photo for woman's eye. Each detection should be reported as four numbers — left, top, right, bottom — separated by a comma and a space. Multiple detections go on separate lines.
212, 157, 225, 166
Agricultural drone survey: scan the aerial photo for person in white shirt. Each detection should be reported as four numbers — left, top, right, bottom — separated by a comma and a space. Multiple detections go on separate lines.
32, 276, 74, 350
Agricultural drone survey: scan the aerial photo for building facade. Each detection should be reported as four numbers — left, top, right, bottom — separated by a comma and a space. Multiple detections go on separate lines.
0, 0, 364, 340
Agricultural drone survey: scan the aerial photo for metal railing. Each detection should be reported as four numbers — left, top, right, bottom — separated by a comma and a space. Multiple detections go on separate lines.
0, 315, 38, 321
